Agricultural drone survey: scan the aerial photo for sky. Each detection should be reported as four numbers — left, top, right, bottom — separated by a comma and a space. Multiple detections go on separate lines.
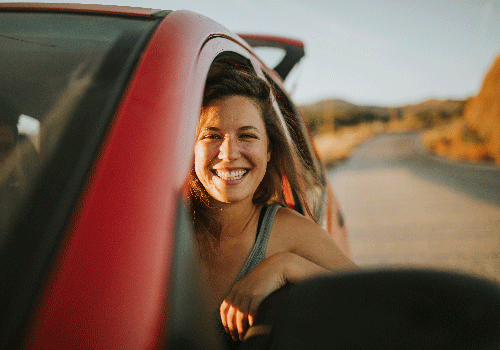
10, 0, 500, 106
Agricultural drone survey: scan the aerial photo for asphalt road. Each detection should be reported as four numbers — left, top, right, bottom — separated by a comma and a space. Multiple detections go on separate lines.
328, 131, 500, 283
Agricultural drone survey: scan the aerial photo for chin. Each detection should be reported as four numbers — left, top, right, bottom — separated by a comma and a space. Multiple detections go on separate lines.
213, 192, 251, 204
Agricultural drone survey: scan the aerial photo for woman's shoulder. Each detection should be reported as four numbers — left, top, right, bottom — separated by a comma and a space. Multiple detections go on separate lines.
269, 206, 357, 269
268, 206, 328, 250
273, 206, 319, 230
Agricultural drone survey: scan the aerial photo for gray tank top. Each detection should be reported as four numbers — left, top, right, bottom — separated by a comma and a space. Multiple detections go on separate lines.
217, 205, 281, 350
234, 205, 281, 282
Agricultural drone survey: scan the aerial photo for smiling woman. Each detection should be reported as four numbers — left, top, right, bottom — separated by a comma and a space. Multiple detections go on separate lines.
188, 67, 300, 249
195, 95, 271, 204
186, 66, 358, 349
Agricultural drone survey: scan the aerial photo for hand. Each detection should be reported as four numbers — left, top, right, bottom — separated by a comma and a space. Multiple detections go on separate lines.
220, 253, 288, 341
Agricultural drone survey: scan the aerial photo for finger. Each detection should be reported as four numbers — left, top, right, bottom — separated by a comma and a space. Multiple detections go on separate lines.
227, 294, 244, 337
248, 296, 264, 328
236, 309, 249, 341
220, 300, 230, 332
226, 304, 238, 340
248, 313, 254, 328
236, 297, 251, 339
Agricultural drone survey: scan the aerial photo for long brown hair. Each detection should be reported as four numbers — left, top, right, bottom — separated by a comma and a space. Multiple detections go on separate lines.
188, 67, 315, 250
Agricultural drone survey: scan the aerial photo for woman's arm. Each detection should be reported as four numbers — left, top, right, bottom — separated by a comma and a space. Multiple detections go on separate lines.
220, 252, 314, 341
277, 207, 357, 271
220, 208, 358, 341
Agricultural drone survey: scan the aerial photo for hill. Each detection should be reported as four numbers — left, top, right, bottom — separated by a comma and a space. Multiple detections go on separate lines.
422, 54, 500, 164
298, 98, 465, 166
299, 99, 389, 134
299, 55, 500, 166
299, 97, 464, 135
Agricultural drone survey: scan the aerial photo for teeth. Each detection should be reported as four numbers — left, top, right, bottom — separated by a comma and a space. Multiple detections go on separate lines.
216, 170, 247, 180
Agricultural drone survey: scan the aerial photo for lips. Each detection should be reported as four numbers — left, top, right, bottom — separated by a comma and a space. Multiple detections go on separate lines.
213, 169, 248, 181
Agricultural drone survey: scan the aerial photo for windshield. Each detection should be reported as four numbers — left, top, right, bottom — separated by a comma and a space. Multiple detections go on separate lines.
0, 11, 157, 246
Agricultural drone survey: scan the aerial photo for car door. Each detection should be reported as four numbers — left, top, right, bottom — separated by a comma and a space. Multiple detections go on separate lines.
0, 7, 167, 349
14, 10, 269, 350
0, 6, 349, 348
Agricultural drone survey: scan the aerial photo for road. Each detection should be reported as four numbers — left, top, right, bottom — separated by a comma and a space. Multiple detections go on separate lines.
328, 132, 500, 283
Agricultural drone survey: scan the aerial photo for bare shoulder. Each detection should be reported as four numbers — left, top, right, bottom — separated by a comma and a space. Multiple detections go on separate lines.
269, 207, 333, 252
269, 206, 357, 270
273, 206, 326, 237
273, 206, 319, 231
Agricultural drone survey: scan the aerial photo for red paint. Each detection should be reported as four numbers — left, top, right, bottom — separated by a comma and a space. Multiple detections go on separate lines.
16, 5, 349, 348
0, 3, 161, 17
238, 33, 305, 49
22, 9, 230, 349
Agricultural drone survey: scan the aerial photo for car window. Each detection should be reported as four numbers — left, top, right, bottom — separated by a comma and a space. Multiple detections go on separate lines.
0, 12, 158, 247
0, 14, 160, 344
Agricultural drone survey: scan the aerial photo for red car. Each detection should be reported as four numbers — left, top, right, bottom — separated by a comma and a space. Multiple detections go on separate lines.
2, 4, 500, 350
0, 3, 350, 348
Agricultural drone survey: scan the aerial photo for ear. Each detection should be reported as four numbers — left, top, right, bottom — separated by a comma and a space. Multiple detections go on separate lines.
267, 150, 271, 162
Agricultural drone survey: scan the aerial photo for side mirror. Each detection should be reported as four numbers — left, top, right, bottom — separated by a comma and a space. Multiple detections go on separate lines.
242, 269, 500, 350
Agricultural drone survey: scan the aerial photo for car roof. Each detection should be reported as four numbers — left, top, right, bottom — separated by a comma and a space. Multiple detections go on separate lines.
0, 5, 262, 120
0, 3, 164, 17
0, 3, 280, 84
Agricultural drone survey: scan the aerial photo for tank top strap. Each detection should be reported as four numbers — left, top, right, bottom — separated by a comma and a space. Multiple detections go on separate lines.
235, 205, 281, 282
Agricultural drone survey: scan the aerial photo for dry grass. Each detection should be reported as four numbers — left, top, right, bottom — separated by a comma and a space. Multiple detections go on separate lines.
384, 116, 423, 133
420, 54, 500, 166
308, 54, 500, 167
421, 119, 494, 164
313, 123, 380, 166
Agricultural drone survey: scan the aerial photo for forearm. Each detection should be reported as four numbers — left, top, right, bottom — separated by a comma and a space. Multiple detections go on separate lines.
268, 251, 336, 284
220, 251, 354, 341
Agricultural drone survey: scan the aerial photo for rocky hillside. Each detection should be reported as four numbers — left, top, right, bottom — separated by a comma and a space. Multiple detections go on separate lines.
299, 97, 464, 135
299, 54, 500, 166
299, 95, 466, 166
422, 54, 500, 165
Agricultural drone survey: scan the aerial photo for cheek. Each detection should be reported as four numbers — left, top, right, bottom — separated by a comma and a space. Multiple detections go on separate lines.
194, 144, 206, 178
245, 143, 270, 168
194, 143, 216, 178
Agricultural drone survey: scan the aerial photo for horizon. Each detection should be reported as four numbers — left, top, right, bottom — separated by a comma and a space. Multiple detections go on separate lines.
297, 94, 472, 108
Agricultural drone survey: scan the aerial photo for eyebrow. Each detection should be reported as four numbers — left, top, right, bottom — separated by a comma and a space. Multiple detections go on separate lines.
239, 126, 260, 132
203, 126, 219, 131
202, 126, 261, 133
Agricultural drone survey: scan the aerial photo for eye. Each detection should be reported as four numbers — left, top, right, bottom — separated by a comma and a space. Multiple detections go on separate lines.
240, 133, 258, 139
201, 133, 221, 140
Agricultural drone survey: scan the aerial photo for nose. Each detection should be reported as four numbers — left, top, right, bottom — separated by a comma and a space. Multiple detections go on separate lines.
218, 136, 239, 160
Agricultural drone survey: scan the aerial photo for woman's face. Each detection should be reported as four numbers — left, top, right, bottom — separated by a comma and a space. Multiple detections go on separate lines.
195, 95, 270, 204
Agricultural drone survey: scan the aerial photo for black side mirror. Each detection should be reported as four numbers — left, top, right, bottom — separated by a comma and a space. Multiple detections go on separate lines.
242, 269, 500, 350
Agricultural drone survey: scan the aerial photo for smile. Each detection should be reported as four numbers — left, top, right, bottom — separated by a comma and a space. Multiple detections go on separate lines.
214, 169, 248, 180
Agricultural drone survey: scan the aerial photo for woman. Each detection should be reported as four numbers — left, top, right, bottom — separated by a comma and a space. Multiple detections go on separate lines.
188, 67, 357, 346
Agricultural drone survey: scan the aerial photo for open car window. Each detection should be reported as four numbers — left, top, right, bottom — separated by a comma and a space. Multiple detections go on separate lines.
204, 58, 326, 222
